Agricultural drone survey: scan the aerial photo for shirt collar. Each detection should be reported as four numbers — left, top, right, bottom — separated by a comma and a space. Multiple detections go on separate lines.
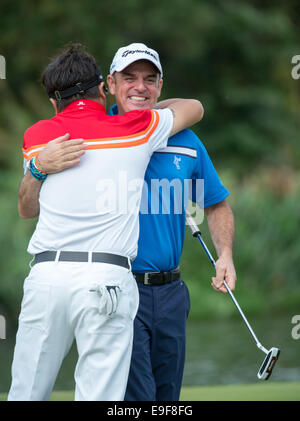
60, 99, 106, 114
108, 104, 119, 116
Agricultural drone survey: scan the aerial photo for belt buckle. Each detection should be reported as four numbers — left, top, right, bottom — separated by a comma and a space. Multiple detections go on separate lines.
144, 273, 150, 285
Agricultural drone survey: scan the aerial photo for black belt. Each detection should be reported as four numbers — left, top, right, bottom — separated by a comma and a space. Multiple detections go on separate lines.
34, 251, 130, 270
133, 267, 181, 285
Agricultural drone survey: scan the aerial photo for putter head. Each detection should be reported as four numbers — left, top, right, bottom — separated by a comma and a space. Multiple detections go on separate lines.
257, 347, 280, 380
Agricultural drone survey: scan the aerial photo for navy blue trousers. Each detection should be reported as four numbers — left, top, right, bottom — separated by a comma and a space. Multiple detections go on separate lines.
124, 278, 190, 401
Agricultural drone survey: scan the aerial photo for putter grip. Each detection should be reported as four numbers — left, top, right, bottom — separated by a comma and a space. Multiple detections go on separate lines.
185, 210, 201, 237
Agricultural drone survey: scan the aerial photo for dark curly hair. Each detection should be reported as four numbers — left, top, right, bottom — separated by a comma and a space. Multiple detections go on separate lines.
41, 43, 101, 112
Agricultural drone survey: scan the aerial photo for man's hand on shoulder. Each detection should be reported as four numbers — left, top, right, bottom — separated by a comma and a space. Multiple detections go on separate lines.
38, 133, 86, 174
155, 98, 204, 137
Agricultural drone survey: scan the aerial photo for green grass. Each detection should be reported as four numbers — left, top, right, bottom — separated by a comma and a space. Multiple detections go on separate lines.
179, 382, 300, 401
0, 382, 299, 401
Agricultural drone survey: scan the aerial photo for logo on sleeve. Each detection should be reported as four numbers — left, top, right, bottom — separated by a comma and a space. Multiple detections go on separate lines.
173, 156, 181, 170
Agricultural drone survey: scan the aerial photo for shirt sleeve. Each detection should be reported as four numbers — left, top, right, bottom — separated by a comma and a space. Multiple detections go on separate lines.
23, 158, 28, 174
147, 109, 173, 154
22, 131, 30, 174
190, 133, 230, 208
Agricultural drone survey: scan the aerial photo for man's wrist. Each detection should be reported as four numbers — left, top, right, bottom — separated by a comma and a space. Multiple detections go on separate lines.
28, 156, 47, 181
36, 154, 47, 174
218, 247, 233, 259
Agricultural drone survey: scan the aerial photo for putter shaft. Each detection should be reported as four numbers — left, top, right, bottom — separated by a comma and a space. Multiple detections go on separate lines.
186, 210, 279, 379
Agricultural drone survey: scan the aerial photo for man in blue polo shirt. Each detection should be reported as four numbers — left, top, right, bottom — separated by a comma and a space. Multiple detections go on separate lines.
106, 44, 236, 401
20, 43, 236, 401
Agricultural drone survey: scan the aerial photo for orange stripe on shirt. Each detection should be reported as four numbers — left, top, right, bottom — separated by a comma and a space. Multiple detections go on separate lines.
85, 137, 150, 151
23, 136, 149, 160
23, 142, 48, 155
144, 110, 160, 141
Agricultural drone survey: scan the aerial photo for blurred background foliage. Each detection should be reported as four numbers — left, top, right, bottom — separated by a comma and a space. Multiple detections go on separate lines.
0, 0, 300, 324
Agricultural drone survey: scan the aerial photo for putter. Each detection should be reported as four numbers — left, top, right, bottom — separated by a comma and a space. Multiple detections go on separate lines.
185, 209, 280, 380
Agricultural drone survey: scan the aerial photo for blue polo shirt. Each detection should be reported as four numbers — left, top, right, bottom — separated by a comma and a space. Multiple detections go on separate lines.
109, 105, 229, 272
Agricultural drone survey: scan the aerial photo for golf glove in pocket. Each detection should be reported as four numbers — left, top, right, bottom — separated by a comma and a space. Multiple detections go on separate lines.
89, 284, 121, 316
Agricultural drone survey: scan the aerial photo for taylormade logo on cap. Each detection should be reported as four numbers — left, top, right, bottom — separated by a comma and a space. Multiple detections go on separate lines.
122, 49, 157, 60
110, 43, 163, 77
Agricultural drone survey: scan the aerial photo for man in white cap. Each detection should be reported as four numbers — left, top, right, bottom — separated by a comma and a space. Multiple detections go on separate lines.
106, 43, 236, 401
109, 43, 163, 76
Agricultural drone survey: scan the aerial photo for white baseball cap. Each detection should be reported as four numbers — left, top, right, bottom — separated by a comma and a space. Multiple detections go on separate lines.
110, 43, 163, 77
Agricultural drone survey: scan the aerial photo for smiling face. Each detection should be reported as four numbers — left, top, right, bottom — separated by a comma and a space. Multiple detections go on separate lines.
107, 60, 163, 115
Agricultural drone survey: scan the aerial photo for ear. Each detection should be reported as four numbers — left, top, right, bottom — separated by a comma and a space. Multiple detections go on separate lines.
96, 82, 107, 109
106, 74, 116, 95
50, 98, 58, 115
98, 82, 107, 100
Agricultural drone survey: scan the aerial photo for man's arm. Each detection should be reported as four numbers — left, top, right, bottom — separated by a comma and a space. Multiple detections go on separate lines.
204, 199, 237, 294
155, 98, 204, 136
18, 134, 86, 218
18, 171, 43, 219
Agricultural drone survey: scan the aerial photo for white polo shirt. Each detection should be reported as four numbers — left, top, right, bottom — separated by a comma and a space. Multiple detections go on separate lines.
22, 100, 173, 259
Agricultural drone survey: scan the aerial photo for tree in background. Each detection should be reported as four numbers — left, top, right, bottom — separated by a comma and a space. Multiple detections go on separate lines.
0, 0, 300, 321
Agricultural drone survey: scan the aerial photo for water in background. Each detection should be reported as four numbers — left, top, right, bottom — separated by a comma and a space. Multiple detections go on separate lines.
0, 313, 299, 393
184, 314, 300, 386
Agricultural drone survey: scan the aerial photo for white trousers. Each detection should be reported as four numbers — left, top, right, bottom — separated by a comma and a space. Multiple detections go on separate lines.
8, 260, 139, 401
